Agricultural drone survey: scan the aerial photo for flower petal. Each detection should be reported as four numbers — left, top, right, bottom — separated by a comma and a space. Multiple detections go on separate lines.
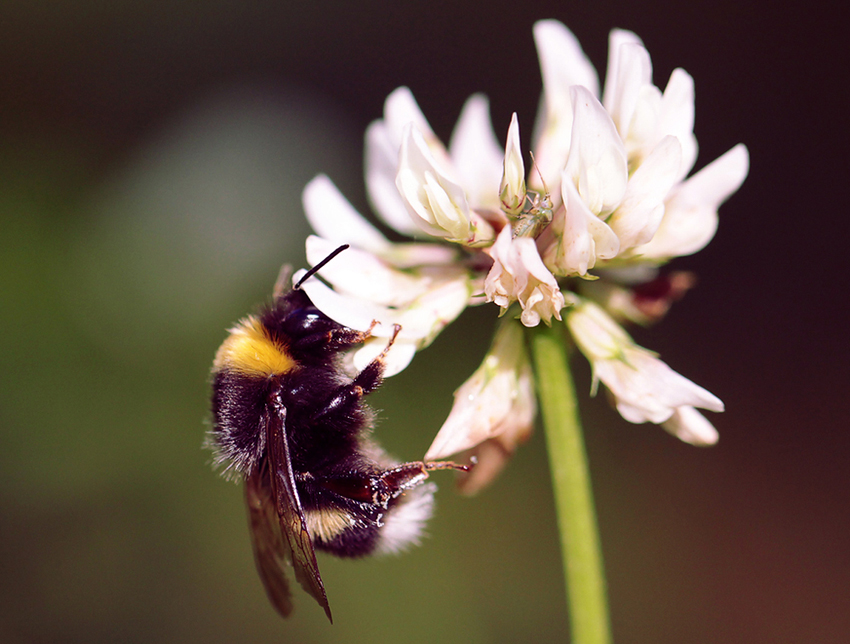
637, 143, 749, 259
303, 175, 390, 253
365, 87, 448, 236
365, 120, 422, 236
383, 86, 438, 146
396, 125, 476, 242
485, 226, 565, 325
547, 178, 619, 276
608, 135, 682, 250
567, 299, 724, 427
658, 68, 698, 180
425, 319, 535, 461
449, 94, 504, 212
295, 269, 390, 333
532, 19, 600, 190
566, 86, 629, 216
499, 113, 527, 216
603, 31, 652, 140
661, 406, 719, 446
598, 349, 724, 425
305, 235, 431, 307
350, 335, 419, 378
295, 262, 472, 379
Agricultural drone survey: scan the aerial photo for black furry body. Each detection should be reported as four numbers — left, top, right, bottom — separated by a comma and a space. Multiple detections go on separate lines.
212, 290, 395, 558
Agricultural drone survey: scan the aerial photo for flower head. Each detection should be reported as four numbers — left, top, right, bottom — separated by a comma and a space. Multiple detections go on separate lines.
292, 20, 747, 488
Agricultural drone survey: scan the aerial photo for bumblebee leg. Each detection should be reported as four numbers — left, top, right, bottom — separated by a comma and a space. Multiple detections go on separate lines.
370, 458, 472, 506
292, 320, 380, 354
330, 319, 379, 348
309, 325, 401, 423
348, 324, 400, 393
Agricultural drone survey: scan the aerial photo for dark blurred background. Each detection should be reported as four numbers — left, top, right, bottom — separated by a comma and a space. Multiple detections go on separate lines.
1, 2, 846, 643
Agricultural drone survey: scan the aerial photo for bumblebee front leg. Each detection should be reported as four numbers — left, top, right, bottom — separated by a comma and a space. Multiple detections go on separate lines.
291, 319, 380, 355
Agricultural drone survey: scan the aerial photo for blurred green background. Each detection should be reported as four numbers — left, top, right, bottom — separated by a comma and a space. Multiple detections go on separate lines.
2, 2, 847, 643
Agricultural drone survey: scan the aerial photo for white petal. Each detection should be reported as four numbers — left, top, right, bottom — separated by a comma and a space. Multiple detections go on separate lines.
672, 143, 749, 209
305, 235, 431, 307
365, 120, 421, 235
638, 143, 749, 259
363, 87, 451, 237
449, 94, 504, 212
555, 178, 620, 276
567, 300, 724, 425
658, 68, 698, 179
303, 175, 390, 253
396, 125, 473, 241
485, 227, 564, 325
628, 85, 663, 153
534, 20, 600, 104
515, 241, 565, 326
499, 113, 527, 216
602, 29, 645, 117
532, 20, 600, 190
661, 406, 719, 446
609, 135, 682, 250
601, 349, 724, 425
295, 270, 390, 333
565, 296, 633, 358
298, 266, 470, 378
394, 273, 473, 341
351, 336, 418, 378
377, 243, 460, 268
603, 35, 652, 139
383, 87, 437, 144
425, 320, 535, 460
566, 86, 629, 215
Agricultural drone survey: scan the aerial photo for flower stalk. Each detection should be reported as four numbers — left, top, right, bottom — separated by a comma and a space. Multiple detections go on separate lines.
532, 324, 611, 644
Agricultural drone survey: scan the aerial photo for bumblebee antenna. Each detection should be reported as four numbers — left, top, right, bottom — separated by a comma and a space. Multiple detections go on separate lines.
294, 244, 350, 290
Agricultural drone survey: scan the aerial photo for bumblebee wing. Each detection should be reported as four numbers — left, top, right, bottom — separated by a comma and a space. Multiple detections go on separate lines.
245, 468, 294, 618
267, 402, 333, 623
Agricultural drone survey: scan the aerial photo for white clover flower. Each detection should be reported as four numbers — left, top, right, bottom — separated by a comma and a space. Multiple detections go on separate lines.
425, 319, 535, 493
290, 20, 747, 487
485, 226, 566, 326
566, 298, 723, 444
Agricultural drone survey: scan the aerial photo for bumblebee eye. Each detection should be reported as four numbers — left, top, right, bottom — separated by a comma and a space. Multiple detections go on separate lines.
288, 310, 325, 334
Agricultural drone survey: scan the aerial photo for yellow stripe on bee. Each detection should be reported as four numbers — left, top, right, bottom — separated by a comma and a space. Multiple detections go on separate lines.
213, 316, 296, 377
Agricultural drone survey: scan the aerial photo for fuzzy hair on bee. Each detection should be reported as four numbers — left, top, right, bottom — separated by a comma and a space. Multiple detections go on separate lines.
208, 245, 471, 623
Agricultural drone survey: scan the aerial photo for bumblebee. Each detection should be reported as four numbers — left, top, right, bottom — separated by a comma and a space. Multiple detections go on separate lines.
209, 245, 469, 622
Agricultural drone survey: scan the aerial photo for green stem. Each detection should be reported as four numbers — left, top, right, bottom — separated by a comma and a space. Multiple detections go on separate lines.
531, 324, 611, 644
